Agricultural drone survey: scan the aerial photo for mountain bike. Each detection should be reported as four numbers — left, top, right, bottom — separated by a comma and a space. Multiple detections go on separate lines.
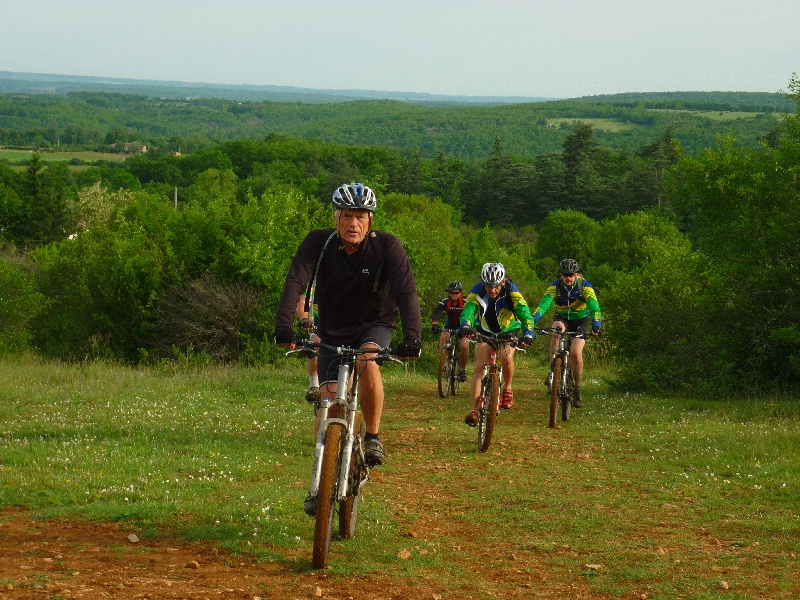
469, 331, 520, 452
536, 328, 583, 428
437, 328, 463, 398
287, 340, 403, 569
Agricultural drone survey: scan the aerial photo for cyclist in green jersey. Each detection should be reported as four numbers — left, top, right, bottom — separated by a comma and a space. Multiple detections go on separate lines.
532, 258, 601, 408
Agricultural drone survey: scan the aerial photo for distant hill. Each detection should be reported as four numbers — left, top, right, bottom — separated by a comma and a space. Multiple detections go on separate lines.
0, 72, 795, 160
574, 91, 794, 112
0, 71, 555, 106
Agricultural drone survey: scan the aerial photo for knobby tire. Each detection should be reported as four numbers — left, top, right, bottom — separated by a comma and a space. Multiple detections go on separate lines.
562, 366, 573, 422
550, 357, 563, 429
449, 349, 460, 396
478, 371, 499, 452
339, 413, 365, 539
312, 422, 344, 569
438, 351, 450, 398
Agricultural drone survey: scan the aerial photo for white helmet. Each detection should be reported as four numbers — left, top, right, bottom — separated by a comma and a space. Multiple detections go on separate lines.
332, 183, 377, 212
481, 262, 505, 287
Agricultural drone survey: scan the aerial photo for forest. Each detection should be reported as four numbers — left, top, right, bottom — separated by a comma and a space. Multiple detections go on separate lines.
0, 88, 792, 159
0, 75, 799, 395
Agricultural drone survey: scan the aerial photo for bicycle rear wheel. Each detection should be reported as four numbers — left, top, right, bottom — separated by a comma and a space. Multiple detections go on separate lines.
312, 422, 344, 569
477, 372, 499, 452
339, 412, 366, 539
549, 358, 563, 429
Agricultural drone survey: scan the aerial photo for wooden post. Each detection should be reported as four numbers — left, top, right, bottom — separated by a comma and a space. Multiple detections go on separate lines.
174, 187, 178, 211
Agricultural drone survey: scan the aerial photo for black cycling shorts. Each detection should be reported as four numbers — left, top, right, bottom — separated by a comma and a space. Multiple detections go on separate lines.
318, 326, 393, 386
553, 315, 588, 337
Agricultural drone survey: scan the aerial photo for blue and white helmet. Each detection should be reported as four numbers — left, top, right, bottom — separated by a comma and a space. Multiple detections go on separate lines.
481, 262, 506, 287
332, 183, 377, 212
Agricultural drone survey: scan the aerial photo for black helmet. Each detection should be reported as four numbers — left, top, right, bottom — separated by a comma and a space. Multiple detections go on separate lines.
559, 258, 579, 274
446, 280, 462, 293
332, 183, 377, 212
481, 262, 506, 287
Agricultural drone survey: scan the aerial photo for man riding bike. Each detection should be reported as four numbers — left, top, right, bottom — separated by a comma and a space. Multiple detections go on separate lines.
460, 262, 534, 425
431, 280, 470, 382
532, 258, 601, 408
274, 183, 422, 514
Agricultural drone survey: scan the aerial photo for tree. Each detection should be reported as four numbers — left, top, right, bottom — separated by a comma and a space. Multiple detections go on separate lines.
535, 209, 601, 276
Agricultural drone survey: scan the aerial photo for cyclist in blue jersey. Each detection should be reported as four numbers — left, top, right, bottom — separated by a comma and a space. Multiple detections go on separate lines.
460, 263, 534, 426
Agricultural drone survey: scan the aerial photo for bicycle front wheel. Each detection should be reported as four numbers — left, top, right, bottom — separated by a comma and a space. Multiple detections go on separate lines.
478, 372, 499, 452
438, 351, 450, 398
312, 422, 345, 569
339, 412, 366, 539
549, 358, 562, 429
449, 350, 460, 396
561, 366, 573, 422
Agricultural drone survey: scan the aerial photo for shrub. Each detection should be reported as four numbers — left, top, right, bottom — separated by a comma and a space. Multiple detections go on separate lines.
0, 258, 48, 352
147, 273, 264, 362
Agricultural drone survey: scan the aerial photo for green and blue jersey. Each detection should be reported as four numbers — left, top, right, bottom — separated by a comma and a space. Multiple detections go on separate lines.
532, 277, 601, 328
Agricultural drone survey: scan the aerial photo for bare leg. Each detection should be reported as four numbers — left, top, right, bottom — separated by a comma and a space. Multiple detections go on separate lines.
438, 331, 449, 362
570, 337, 586, 386
501, 345, 515, 391
459, 336, 470, 370
470, 343, 490, 413
356, 344, 383, 435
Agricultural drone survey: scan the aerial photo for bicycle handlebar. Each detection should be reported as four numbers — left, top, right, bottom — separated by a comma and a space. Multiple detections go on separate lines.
469, 330, 520, 349
534, 327, 586, 339
285, 340, 405, 365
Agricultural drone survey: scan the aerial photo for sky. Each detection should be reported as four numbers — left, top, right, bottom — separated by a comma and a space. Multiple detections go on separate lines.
1, 0, 798, 99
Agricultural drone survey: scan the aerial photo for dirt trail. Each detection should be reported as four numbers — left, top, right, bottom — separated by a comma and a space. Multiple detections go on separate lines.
0, 373, 608, 599
3, 503, 495, 599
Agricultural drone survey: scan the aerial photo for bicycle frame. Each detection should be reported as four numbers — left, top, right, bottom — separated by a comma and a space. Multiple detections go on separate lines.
289, 341, 402, 500
439, 328, 462, 398
470, 331, 520, 451
480, 340, 501, 391
472, 331, 520, 390
536, 327, 583, 427
287, 340, 402, 568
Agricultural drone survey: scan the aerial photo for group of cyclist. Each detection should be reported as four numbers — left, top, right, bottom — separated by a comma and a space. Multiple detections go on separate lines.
275, 183, 601, 515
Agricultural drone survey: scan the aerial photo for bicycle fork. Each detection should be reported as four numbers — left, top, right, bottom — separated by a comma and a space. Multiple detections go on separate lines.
549, 349, 571, 396
308, 362, 356, 501
479, 350, 500, 411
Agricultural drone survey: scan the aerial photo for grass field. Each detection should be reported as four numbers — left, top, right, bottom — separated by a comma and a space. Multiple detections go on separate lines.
0, 148, 127, 164
545, 118, 635, 132
1, 353, 798, 598
646, 109, 783, 121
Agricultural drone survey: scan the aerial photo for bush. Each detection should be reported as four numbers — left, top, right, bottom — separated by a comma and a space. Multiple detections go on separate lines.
602, 244, 709, 391
535, 209, 601, 276
0, 258, 48, 352
147, 274, 264, 362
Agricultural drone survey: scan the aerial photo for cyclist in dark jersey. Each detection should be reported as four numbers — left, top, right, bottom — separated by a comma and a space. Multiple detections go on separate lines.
431, 280, 470, 382
275, 183, 422, 515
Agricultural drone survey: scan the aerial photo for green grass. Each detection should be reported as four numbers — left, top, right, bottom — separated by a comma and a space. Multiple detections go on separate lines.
646, 108, 783, 121
1, 352, 799, 597
545, 117, 635, 132
0, 148, 127, 164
